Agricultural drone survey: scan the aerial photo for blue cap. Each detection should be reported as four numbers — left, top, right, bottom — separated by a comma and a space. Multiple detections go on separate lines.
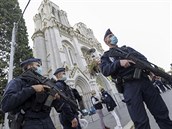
20, 58, 42, 67
104, 28, 112, 40
53, 67, 65, 75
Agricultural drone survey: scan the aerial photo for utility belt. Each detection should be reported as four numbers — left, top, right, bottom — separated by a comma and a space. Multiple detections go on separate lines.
113, 68, 149, 93
122, 68, 148, 82
24, 110, 50, 119
7, 92, 51, 129
8, 109, 50, 129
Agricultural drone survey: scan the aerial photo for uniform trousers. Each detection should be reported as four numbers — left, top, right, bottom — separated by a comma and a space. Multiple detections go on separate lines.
123, 77, 172, 129
22, 116, 55, 129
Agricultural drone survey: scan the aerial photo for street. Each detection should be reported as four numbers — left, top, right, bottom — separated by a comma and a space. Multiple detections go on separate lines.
86, 101, 131, 129
86, 89, 172, 129
148, 89, 172, 129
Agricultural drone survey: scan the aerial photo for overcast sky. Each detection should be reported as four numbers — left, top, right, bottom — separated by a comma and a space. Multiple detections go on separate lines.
18, 0, 171, 71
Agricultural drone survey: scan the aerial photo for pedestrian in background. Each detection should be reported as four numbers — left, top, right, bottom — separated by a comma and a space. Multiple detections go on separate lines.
91, 90, 110, 129
100, 88, 122, 129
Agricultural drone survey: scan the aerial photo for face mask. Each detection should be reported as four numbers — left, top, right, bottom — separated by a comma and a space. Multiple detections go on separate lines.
61, 75, 67, 81
35, 66, 42, 75
110, 35, 118, 45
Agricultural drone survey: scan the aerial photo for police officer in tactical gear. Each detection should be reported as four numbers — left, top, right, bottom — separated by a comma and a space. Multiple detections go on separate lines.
99, 29, 172, 129
1, 58, 71, 129
53, 67, 81, 129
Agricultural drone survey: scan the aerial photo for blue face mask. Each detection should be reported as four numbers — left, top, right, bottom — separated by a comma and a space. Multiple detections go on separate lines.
61, 75, 67, 81
110, 35, 118, 45
35, 66, 42, 75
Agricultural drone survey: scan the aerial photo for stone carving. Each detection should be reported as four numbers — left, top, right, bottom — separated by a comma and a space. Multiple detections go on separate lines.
33, 13, 42, 31
74, 22, 98, 42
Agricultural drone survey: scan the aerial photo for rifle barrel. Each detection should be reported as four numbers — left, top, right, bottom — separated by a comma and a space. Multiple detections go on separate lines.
110, 48, 172, 83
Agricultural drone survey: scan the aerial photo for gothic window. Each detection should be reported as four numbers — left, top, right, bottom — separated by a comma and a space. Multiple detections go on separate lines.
68, 48, 76, 65
63, 45, 70, 65
62, 40, 76, 67
46, 53, 51, 73
41, 8, 43, 14
52, 7, 55, 16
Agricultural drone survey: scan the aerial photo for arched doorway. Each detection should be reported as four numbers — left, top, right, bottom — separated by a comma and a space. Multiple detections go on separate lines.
75, 76, 92, 110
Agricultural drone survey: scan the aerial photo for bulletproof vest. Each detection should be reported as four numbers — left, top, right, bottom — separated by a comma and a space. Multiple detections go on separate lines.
60, 81, 77, 102
57, 81, 79, 114
110, 46, 149, 82
19, 77, 49, 112
107, 46, 135, 78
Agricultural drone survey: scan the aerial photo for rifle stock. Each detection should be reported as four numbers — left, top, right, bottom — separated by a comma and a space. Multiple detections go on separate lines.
109, 48, 172, 83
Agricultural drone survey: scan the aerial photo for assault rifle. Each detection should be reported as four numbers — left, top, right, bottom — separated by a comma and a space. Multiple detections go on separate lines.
20, 68, 80, 111
109, 47, 172, 84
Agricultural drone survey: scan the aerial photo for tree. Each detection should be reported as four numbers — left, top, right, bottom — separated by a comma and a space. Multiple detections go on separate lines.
0, 0, 33, 123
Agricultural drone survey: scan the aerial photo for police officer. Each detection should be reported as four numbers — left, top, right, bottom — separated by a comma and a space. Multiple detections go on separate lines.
53, 67, 81, 129
1, 58, 68, 129
99, 29, 172, 129
100, 88, 122, 129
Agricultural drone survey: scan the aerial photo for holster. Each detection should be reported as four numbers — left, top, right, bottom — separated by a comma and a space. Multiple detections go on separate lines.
112, 77, 124, 93
8, 112, 25, 129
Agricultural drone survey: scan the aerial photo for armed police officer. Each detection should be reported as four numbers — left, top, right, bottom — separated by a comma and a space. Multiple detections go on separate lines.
1, 58, 72, 129
53, 67, 81, 129
99, 29, 172, 129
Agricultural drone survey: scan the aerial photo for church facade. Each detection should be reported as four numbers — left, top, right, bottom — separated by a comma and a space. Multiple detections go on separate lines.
32, 0, 122, 128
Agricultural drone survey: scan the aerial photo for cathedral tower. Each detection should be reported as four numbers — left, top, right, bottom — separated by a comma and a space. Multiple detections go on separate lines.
32, 0, 121, 127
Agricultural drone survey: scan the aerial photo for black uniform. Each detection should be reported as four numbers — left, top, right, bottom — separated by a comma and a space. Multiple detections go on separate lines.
1, 77, 56, 129
72, 88, 82, 103
101, 90, 117, 112
55, 80, 81, 129
100, 46, 172, 129
1, 76, 75, 129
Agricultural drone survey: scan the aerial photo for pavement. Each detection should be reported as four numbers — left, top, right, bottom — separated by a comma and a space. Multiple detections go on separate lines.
1, 90, 170, 129
147, 89, 172, 129
0, 101, 133, 129
84, 101, 132, 129
83, 89, 172, 129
